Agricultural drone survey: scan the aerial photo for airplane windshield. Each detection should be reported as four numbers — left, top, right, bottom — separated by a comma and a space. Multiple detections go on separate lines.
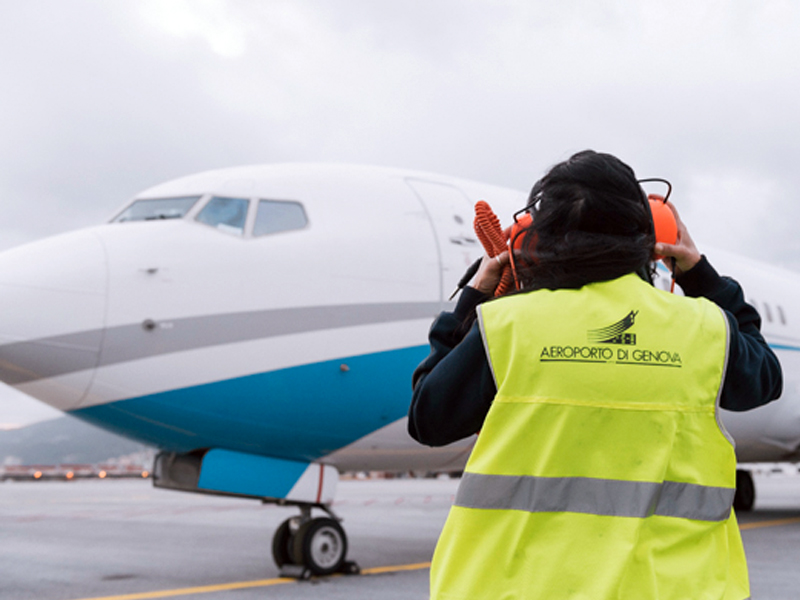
195, 196, 249, 235
253, 200, 307, 236
113, 196, 202, 222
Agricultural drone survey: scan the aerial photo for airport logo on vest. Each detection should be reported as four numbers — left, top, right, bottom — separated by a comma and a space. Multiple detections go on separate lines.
587, 310, 638, 345
538, 310, 682, 367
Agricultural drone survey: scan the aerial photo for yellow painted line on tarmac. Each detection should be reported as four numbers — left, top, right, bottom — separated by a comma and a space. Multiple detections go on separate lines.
69, 562, 432, 600
360, 561, 431, 575
740, 516, 800, 531
68, 578, 295, 600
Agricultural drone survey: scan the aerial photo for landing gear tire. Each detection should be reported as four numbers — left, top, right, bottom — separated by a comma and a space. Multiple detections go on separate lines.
291, 517, 348, 576
734, 469, 755, 512
271, 517, 297, 567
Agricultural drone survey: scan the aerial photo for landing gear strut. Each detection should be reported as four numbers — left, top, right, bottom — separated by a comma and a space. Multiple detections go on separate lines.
271, 503, 360, 578
733, 469, 756, 512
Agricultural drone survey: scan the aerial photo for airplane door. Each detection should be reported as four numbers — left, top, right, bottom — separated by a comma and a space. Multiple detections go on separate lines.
406, 179, 482, 302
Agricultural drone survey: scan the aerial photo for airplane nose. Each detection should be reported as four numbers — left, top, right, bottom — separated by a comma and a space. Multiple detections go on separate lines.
0, 230, 108, 411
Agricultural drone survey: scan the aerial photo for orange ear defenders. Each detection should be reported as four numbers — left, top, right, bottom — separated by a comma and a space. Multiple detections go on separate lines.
648, 196, 678, 252
650, 196, 678, 292
639, 178, 679, 291
638, 178, 678, 253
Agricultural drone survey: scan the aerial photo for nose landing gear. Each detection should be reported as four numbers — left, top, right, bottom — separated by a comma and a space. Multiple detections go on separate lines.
272, 503, 360, 578
733, 469, 756, 512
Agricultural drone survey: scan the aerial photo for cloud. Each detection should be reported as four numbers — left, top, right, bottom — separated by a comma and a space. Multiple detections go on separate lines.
139, 0, 252, 58
1, 0, 799, 270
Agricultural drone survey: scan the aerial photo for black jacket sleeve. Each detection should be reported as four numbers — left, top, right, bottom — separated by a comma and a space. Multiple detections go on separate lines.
675, 256, 783, 411
408, 287, 496, 446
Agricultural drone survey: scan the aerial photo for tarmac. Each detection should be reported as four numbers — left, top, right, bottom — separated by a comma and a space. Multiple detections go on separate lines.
2, 470, 799, 600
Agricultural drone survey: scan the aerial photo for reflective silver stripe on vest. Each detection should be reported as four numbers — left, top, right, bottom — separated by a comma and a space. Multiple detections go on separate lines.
455, 472, 735, 522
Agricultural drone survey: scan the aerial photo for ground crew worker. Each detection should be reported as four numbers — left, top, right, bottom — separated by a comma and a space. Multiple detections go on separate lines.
409, 150, 783, 600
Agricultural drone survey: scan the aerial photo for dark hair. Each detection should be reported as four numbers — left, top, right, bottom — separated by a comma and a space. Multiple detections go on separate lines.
515, 150, 655, 291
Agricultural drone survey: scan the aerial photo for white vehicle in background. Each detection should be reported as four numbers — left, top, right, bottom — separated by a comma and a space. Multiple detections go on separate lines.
0, 164, 796, 575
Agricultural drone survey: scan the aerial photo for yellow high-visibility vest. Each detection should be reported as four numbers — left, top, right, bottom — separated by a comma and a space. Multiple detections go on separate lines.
431, 273, 749, 600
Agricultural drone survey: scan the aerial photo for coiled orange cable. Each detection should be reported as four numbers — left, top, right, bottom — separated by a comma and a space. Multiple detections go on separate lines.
474, 201, 517, 296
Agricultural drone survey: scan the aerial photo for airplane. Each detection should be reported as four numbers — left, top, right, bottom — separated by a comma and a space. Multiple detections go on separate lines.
0, 163, 795, 577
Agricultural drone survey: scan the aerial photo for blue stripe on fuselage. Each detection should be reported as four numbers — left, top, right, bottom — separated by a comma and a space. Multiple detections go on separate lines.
70, 345, 429, 462
68, 336, 799, 463
770, 343, 800, 352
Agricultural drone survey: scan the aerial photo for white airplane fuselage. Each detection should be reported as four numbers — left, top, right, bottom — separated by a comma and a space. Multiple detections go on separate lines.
0, 163, 797, 480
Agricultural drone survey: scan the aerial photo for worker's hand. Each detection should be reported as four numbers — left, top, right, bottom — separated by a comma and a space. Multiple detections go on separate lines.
473, 251, 509, 296
653, 201, 701, 276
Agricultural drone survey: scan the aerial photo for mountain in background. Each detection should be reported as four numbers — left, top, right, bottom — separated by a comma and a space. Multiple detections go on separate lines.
0, 415, 153, 465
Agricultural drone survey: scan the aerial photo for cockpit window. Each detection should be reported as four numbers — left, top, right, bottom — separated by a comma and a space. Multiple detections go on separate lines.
195, 196, 249, 235
113, 196, 201, 222
253, 200, 308, 236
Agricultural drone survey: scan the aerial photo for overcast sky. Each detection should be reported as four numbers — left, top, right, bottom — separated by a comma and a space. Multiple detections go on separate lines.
2, 0, 799, 427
